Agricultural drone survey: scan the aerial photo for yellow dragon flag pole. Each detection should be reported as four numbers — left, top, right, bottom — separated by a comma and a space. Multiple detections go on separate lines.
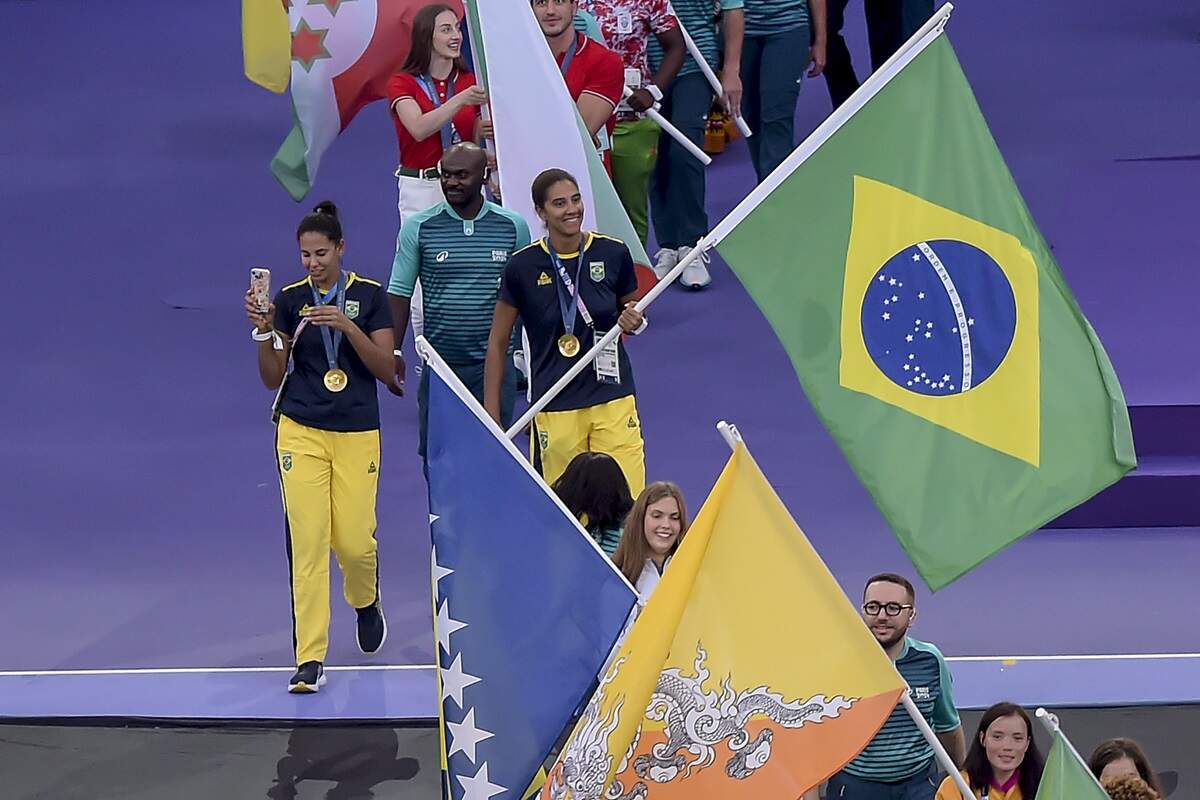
242, 0, 291, 93
542, 425, 910, 799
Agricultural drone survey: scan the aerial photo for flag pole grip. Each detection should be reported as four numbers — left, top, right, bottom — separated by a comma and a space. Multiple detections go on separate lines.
676, 20, 752, 137
505, 242, 712, 438
623, 88, 712, 165
900, 691, 973, 799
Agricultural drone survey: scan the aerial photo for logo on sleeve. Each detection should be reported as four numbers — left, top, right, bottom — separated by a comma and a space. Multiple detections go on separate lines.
537, 272, 552, 286
590, 261, 605, 282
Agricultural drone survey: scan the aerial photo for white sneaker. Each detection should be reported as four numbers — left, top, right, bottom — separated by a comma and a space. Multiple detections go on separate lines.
652, 247, 679, 280
678, 246, 711, 289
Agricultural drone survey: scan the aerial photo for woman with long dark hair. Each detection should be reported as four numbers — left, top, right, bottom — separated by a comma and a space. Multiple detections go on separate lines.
612, 482, 688, 603
385, 3, 487, 361
1089, 739, 1164, 796
935, 702, 1043, 799
245, 202, 394, 693
552, 452, 634, 556
484, 168, 648, 494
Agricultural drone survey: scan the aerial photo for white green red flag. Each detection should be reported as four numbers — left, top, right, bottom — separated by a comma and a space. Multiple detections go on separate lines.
265, 0, 462, 200
464, 0, 654, 282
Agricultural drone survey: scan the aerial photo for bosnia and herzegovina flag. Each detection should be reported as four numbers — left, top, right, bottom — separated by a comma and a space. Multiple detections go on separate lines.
541, 443, 905, 800
423, 340, 638, 800
241, 0, 461, 200
714, 9, 1135, 590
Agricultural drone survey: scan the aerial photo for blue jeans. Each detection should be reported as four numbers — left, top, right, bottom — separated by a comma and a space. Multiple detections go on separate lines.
649, 72, 712, 250
826, 763, 938, 799
417, 357, 517, 460
740, 24, 810, 183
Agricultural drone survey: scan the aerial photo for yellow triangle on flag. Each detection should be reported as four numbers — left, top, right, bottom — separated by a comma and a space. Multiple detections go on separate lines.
542, 443, 905, 798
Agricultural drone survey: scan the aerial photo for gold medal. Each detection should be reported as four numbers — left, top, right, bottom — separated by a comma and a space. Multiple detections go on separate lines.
323, 368, 349, 392
557, 333, 581, 358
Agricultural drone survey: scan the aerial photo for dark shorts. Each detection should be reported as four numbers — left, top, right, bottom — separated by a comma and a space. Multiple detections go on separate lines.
826, 762, 939, 800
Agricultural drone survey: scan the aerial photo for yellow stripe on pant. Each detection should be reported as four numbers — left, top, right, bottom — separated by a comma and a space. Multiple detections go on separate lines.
533, 395, 646, 496
276, 415, 381, 666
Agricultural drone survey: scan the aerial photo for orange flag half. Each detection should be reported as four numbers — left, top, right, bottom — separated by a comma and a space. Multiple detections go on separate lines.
541, 442, 906, 798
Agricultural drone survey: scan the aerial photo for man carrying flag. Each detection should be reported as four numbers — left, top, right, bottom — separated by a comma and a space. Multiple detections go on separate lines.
541, 438, 908, 799
533, 0, 626, 174
825, 573, 965, 798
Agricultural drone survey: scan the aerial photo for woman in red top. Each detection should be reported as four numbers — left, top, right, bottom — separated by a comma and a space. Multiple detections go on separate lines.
386, 3, 487, 342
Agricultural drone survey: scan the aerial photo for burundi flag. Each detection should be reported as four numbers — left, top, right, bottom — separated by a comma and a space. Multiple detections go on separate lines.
712, 8, 1135, 589
464, 0, 655, 288
1035, 731, 1109, 799
424, 341, 638, 800
265, 0, 462, 200
540, 442, 905, 799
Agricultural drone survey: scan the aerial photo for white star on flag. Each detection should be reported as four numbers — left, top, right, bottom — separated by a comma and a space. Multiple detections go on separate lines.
431, 548, 454, 587
917, 292, 925, 299
968, 318, 976, 326
440, 652, 482, 709
903, 364, 910, 371
891, 295, 898, 302
924, 331, 932, 339
437, 598, 467, 654
447, 708, 495, 763
942, 374, 951, 382
457, 762, 506, 800
878, 274, 887, 282
912, 253, 921, 261
882, 312, 890, 320
905, 334, 913, 342
889, 277, 897, 286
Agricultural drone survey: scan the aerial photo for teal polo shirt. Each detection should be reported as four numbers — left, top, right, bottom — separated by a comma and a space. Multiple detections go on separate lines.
843, 636, 961, 781
648, 0, 744, 78
389, 200, 530, 365
743, 0, 809, 37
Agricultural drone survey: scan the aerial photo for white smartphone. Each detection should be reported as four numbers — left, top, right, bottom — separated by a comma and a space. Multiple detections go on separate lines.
250, 267, 271, 313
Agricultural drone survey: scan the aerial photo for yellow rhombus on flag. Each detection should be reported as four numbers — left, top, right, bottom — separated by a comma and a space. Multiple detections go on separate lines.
540, 443, 906, 799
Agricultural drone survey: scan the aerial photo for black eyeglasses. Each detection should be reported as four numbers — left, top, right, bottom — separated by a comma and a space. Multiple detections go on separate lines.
862, 601, 913, 617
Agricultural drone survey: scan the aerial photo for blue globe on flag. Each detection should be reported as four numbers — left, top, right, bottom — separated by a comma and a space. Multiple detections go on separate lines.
859, 240, 1017, 397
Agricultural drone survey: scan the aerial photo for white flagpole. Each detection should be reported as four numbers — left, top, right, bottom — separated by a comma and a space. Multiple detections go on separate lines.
504, 3, 955, 439
717, 419, 975, 800
676, 18, 752, 137
1035, 708, 1111, 794
624, 87, 712, 165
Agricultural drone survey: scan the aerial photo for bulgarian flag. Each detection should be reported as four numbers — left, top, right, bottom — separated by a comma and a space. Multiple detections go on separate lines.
541, 441, 905, 798
241, 0, 463, 200
464, 0, 656, 292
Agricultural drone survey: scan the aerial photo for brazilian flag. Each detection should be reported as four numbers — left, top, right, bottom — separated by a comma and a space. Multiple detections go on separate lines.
715, 16, 1135, 589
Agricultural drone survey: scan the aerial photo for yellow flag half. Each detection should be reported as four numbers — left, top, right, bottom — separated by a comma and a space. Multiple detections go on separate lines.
541, 444, 906, 799
242, 0, 291, 94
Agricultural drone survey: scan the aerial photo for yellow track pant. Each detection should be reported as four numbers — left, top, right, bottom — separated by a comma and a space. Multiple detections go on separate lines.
533, 395, 646, 496
276, 415, 380, 665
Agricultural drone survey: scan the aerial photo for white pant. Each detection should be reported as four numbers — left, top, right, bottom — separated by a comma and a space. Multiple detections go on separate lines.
396, 172, 446, 339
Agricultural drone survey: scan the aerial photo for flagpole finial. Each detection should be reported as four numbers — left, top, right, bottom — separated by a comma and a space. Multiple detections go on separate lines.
716, 421, 743, 451
1035, 707, 1061, 734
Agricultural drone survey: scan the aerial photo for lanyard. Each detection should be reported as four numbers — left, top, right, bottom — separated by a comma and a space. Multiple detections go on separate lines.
558, 34, 578, 77
549, 247, 593, 335
417, 72, 460, 152
308, 273, 346, 373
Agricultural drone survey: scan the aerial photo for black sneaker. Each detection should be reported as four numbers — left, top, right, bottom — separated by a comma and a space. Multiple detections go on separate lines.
356, 601, 387, 655
288, 661, 325, 694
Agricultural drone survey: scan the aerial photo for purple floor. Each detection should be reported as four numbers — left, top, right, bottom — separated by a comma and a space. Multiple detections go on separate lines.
3, 2, 1198, 719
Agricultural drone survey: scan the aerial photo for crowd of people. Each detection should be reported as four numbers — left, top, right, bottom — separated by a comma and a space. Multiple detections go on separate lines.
241, 10, 1165, 800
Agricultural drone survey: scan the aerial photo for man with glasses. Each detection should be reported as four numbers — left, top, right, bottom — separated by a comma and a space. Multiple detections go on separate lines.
821, 573, 965, 799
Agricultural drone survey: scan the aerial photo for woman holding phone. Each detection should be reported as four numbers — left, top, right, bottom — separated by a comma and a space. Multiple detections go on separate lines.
245, 201, 394, 694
